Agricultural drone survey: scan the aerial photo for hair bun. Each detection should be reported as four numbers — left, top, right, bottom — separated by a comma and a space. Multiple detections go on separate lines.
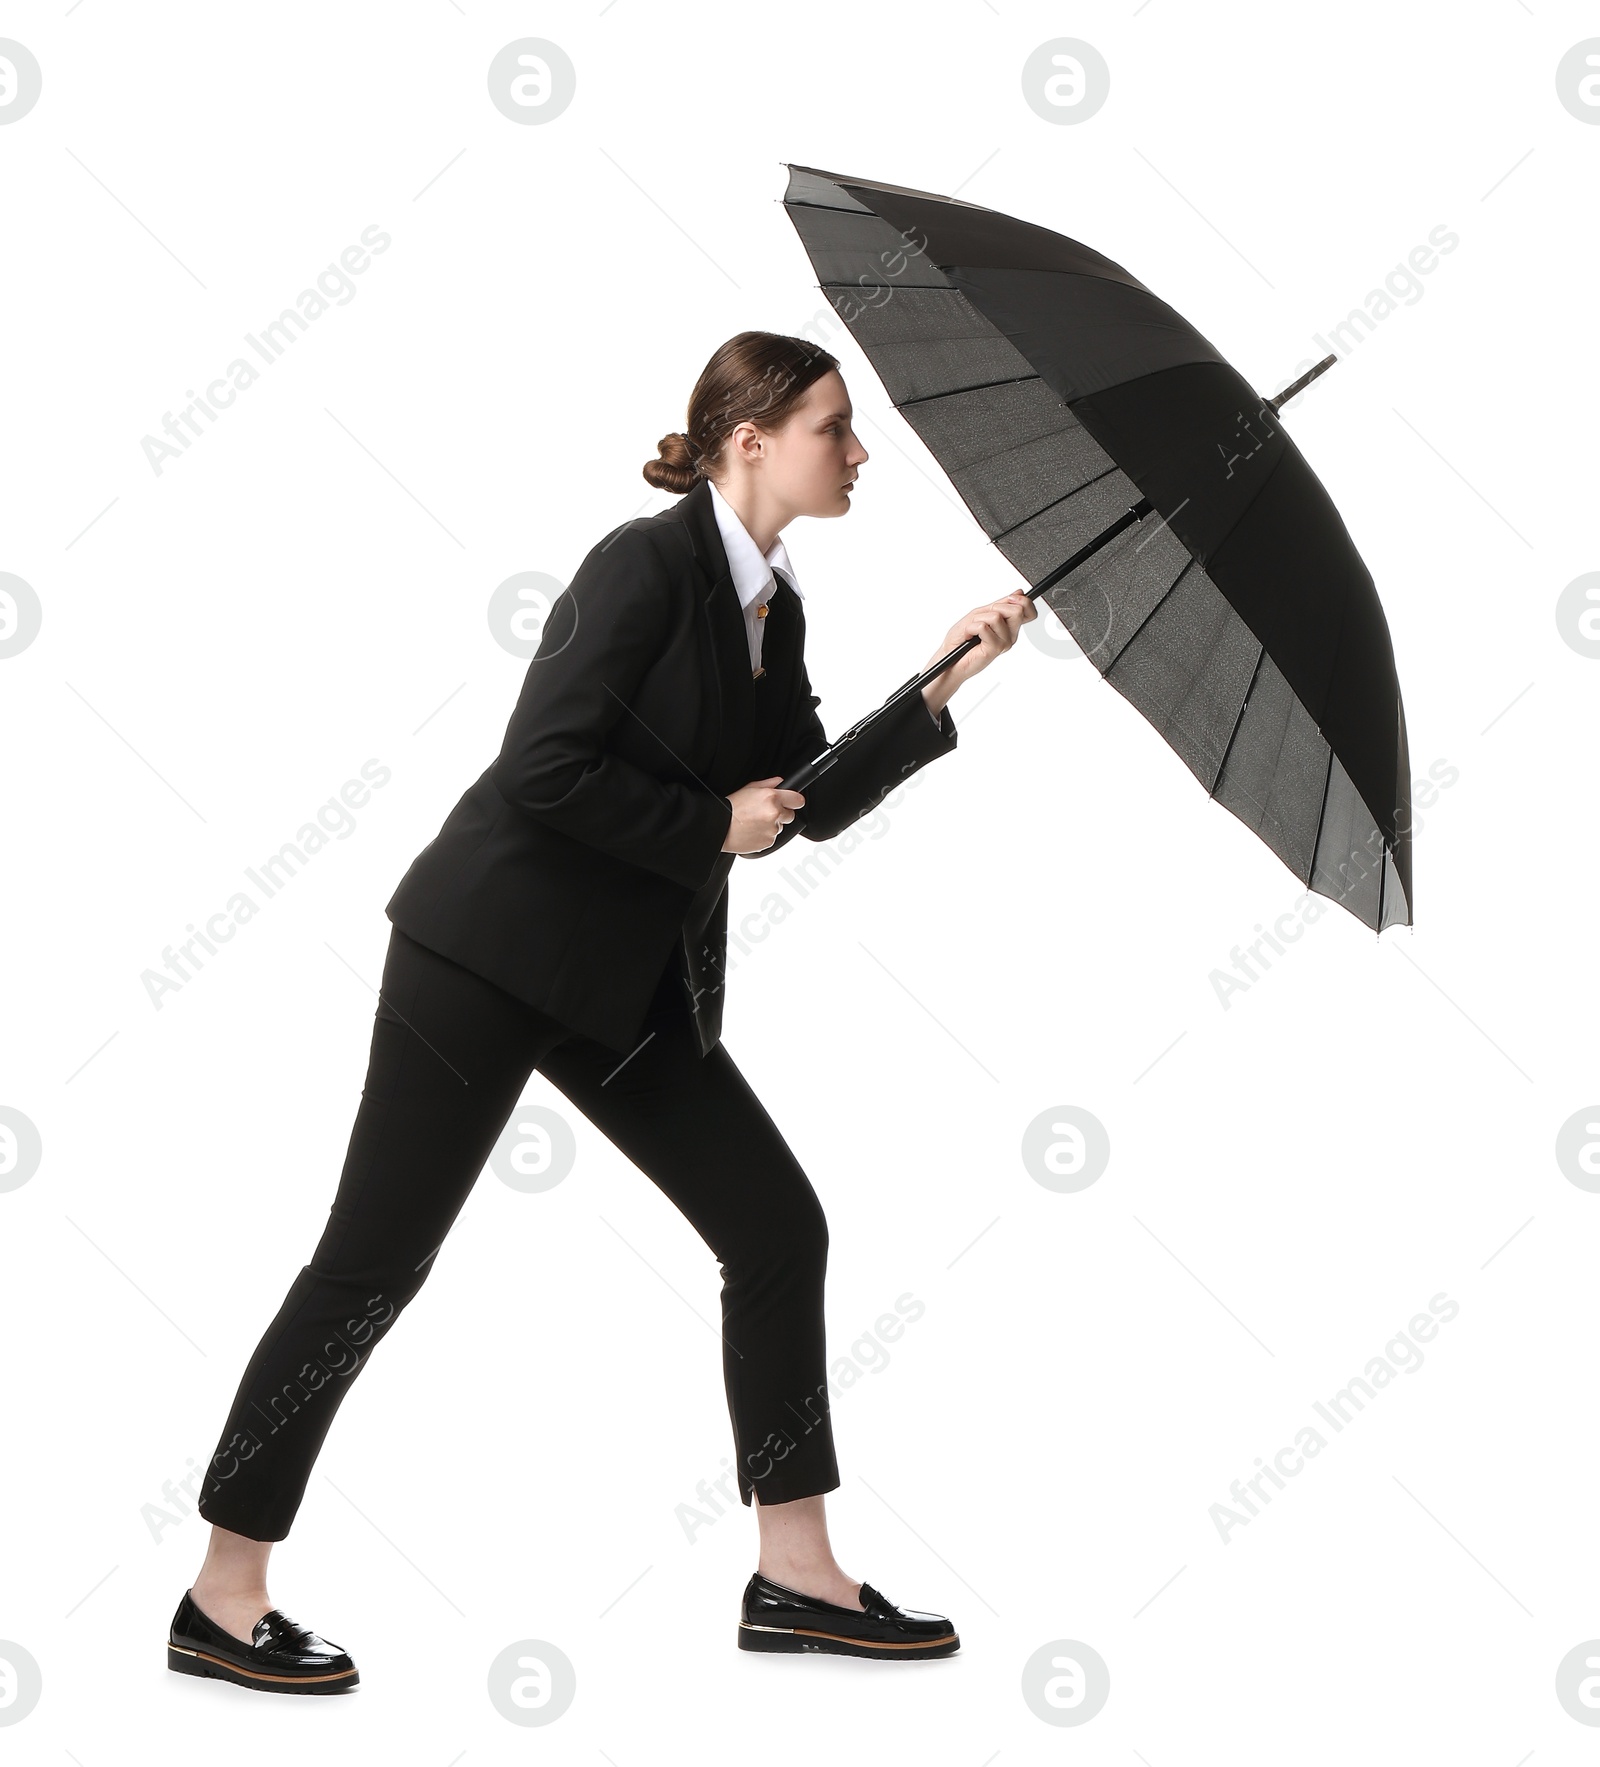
642, 428, 700, 494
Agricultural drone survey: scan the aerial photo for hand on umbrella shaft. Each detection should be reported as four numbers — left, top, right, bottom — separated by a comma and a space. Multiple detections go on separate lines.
921, 592, 1037, 715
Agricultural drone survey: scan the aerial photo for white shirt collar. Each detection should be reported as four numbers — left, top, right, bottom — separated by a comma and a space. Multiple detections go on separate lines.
708, 478, 804, 610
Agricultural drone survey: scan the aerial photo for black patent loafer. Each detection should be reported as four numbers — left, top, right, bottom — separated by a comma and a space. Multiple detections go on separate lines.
738, 1569, 959, 1659
167, 1588, 359, 1693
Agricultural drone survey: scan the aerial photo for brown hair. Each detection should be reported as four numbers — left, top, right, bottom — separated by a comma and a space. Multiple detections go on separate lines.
643, 330, 841, 495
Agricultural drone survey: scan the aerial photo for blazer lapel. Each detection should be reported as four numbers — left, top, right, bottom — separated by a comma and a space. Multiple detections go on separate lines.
661, 477, 755, 789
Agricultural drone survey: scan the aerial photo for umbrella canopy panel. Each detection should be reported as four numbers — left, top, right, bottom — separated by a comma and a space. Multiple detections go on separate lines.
781, 164, 1411, 931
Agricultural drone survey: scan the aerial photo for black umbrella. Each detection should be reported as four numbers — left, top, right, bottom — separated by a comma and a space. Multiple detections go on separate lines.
765, 163, 1412, 933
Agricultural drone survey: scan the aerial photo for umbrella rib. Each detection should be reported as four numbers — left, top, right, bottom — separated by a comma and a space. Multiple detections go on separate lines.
1305, 745, 1335, 890
988, 461, 1126, 547
1099, 557, 1197, 675
893, 372, 1043, 409
1210, 641, 1265, 801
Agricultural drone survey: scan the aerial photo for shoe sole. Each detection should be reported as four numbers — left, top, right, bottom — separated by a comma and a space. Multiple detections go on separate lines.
738, 1621, 959, 1659
168, 1643, 359, 1693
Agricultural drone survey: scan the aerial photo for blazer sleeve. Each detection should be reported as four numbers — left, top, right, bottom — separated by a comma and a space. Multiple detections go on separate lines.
489, 524, 734, 892
757, 647, 958, 857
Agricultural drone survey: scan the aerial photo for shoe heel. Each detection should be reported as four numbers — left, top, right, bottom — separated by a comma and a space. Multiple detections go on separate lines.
738, 1623, 803, 1653
168, 1646, 213, 1679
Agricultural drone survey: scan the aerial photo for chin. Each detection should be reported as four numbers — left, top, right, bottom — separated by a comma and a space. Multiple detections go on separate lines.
802, 483, 857, 519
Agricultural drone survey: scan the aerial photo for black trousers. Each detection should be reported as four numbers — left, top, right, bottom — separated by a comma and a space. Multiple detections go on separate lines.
196, 926, 840, 1541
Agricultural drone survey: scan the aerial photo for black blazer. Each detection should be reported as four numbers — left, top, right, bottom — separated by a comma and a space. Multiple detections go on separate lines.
384, 475, 959, 1056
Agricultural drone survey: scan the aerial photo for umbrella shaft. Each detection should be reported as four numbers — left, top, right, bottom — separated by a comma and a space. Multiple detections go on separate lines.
779, 497, 1155, 796
1027, 496, 1153, 599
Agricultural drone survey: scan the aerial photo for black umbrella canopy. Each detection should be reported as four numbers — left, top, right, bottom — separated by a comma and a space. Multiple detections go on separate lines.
780, 163, 1412, 932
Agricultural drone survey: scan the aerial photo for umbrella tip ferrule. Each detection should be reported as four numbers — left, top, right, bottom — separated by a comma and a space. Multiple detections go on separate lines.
1265, 351, 1339, 415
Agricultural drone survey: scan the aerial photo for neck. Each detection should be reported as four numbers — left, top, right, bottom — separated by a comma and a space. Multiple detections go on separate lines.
713, 476, 787, 557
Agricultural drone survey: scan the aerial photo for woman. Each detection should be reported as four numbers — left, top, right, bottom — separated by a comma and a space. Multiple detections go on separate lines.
168, 331, 1036, 1691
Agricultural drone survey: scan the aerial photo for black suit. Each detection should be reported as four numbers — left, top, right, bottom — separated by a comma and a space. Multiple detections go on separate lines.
385, 474, 959, 1056
193, 480, 963, 1542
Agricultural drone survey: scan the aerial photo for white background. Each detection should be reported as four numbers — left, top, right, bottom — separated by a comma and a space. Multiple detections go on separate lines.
2, 1, 1595, 1760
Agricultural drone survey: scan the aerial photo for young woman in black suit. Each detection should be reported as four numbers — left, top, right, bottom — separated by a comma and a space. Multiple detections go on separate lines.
169, 331, 1035, 1689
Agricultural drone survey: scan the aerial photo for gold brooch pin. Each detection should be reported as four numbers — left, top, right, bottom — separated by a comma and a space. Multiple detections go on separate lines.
755, 602, 769, 618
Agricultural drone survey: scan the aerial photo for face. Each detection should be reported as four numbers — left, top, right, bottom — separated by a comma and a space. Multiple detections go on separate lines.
738, 369, 868, 519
